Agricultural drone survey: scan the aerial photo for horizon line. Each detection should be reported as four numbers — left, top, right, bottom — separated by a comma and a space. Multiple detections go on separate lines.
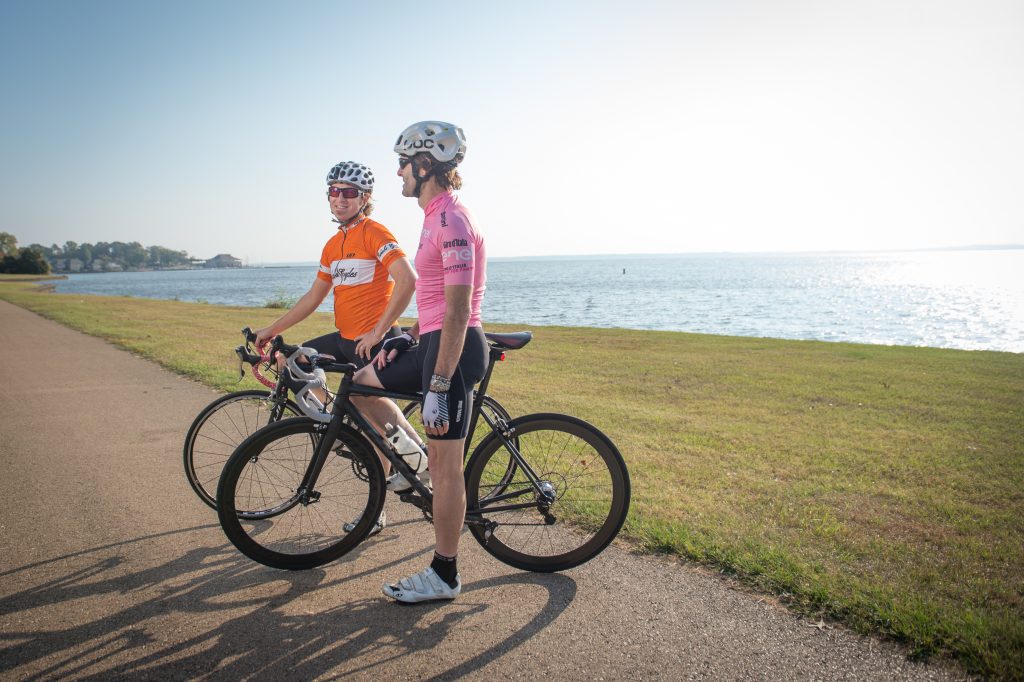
244, 243, 1024, 266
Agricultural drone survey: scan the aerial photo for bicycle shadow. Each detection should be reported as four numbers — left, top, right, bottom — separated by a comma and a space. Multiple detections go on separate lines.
0, 524, 577, 679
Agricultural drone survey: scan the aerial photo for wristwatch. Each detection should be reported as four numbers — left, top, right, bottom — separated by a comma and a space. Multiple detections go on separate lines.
429, 374, 452, 393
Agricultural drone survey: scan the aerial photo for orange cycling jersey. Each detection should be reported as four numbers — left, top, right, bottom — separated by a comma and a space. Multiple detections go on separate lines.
316, 217, 406, 339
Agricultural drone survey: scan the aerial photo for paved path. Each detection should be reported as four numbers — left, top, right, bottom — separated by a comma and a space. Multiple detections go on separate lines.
0, 301, 966, 680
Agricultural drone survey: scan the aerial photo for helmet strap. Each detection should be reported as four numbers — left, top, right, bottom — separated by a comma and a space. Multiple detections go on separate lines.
332, 210, 364, 231
410, 155, 435, 198
412, 176, 428, 198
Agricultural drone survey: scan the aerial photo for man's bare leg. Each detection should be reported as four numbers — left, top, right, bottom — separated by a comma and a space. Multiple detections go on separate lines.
352, 365, 425, 476
428, 438, 466, 557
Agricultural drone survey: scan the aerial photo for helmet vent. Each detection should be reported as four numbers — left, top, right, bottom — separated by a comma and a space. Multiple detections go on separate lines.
392, 121, 466, 163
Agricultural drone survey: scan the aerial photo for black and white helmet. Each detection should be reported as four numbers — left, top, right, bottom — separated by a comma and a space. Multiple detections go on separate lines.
394, 121, 467, 163
326, 161, 374, 191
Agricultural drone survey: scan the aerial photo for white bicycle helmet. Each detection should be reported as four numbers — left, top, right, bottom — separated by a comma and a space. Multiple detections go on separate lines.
326, 161, 375, 191
394, 121, 467, 163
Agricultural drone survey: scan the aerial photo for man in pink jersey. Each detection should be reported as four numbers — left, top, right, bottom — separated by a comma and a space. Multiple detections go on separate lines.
352, 121, 486, 602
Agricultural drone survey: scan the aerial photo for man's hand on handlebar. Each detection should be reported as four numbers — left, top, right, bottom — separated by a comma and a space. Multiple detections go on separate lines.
253, 326, 276, 351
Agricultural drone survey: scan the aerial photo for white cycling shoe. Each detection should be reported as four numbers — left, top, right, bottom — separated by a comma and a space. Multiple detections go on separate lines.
387, 469, 431, 493
342, 510, 386, 536
382, 566, 461, 603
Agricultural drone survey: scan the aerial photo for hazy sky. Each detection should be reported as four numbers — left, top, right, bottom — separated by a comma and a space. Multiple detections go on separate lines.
2, 0, 1022, 262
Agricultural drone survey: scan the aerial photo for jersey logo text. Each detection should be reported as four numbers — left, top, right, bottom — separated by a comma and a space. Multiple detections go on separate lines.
329, 258, 376, 287
442, 248, 472, 262
334, 267, 358, 282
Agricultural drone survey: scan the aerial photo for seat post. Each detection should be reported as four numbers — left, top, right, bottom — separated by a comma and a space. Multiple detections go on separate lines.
474, 347, 502, 400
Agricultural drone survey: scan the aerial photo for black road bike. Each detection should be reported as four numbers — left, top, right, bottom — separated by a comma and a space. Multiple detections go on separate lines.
183, 327, 512, 510
215, 331, 631, 573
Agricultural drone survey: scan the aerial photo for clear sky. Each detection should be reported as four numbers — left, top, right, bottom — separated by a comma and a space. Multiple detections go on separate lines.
1, 0, 1022, 263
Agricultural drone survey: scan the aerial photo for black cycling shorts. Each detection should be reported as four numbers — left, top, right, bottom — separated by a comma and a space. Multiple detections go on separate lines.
374, 327, 488, 441
302, 326, 401, 369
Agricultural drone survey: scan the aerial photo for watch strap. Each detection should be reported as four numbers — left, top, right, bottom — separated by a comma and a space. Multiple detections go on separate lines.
429, 374, 452, 393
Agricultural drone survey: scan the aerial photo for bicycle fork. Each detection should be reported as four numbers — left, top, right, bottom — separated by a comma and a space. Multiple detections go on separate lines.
291, 417, 347, 506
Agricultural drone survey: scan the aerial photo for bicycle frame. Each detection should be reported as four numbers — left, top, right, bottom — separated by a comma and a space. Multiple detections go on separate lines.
282, 338, 549, 535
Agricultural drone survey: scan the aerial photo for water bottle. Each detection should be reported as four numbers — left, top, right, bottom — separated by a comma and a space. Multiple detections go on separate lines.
384, 423, 427, 473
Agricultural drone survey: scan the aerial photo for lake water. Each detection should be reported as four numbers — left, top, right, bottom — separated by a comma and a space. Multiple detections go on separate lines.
52, 250, 1024, 353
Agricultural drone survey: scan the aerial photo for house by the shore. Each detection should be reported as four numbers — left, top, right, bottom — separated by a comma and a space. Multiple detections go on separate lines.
204, 254, 242, 268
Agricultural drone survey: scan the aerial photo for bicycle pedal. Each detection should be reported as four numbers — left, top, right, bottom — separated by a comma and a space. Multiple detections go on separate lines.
398, 493, 430, 512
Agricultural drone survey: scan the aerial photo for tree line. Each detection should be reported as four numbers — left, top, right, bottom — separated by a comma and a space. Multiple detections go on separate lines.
1, 232, 195, 274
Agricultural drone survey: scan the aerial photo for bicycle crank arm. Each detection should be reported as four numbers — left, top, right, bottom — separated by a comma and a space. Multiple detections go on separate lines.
399, 492, 431, 514
462, 515, 499, 542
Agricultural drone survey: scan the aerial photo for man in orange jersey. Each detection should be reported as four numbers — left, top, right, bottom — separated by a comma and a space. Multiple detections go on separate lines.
255, 161, 416, 537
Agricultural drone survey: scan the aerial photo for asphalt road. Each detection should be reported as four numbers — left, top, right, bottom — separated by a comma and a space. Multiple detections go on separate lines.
0, 300, 967, 680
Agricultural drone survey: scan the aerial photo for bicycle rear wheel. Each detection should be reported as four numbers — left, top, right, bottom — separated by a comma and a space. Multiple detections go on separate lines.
184, 389, 301, 510
465, 413, 630, 573
216, 417, 386, 570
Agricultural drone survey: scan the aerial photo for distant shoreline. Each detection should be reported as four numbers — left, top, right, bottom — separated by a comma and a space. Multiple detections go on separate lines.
55, 243, 1024, 272
37, 250, 1024, 354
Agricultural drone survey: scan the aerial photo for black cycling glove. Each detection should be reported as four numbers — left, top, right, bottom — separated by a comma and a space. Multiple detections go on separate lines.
381, 332, 416, 357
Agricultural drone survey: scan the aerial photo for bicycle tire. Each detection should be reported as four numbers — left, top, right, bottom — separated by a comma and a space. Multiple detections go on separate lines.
402, 393, 515, 458
464, 413, 630, 573
216, 417, 386, 570
183, 389, 302, 510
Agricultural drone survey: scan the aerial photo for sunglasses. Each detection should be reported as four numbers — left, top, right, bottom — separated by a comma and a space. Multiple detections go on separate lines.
327, 186, 363, 199
398, 156, 413, 169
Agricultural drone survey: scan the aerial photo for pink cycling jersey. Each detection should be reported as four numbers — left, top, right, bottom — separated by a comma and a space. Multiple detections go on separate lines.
414, 191, 486, 334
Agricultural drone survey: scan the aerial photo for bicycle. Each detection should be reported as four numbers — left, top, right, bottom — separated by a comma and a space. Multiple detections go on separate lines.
183, 327, 514, 510
215, 331, 631, 573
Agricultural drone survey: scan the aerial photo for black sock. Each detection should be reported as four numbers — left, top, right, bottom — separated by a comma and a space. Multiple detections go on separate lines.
430, 552, 458, 587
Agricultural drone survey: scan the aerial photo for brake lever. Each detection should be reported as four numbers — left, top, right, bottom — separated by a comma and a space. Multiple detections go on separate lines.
234, 345, 247, 384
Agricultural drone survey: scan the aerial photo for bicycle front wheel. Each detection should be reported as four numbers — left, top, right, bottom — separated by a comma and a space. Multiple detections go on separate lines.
216, 417, 386, 570
184, 389, 301, 510
465, 413, 630, 573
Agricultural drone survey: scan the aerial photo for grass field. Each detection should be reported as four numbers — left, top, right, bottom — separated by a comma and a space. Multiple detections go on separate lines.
2, 277, 1021, 678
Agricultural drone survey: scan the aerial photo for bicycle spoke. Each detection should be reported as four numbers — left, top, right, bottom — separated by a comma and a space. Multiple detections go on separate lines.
218, 419, 385, 569
185, 391, 300, 510
466, 415, 629, 572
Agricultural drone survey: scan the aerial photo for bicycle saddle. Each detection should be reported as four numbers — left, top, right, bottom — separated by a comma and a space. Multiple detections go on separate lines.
484, 331, 532, 350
